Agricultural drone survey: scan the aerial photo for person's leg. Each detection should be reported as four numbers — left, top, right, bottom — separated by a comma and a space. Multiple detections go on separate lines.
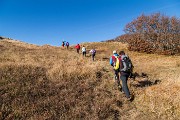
120, 75, 130, 98
92, 54, 95, 61
85, 52, 86, 57
114, 70, 120, 87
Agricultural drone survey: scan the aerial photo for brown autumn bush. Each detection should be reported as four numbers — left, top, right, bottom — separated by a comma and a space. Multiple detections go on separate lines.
113, 13, 180, 55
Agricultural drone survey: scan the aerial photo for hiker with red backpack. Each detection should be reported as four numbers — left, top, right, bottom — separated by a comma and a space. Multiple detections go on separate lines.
75, 44, 80, 53
110, 50, 121, 90
110, 50, 133, 101
89, 48, 96, 61
62, 41, 65, 47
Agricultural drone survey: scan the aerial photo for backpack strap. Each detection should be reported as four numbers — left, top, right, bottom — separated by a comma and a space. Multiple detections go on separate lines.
112, 55, 121, 62
112, 55, 116, 63
112, 55, 120, 67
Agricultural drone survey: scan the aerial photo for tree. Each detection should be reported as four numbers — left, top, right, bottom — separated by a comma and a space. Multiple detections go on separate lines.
123, 13, 180, 55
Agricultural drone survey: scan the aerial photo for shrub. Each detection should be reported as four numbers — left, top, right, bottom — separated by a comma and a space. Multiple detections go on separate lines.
118, 13, 180, 55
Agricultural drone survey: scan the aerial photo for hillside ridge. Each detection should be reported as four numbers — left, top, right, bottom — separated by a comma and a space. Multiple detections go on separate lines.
0, 37, 180, 119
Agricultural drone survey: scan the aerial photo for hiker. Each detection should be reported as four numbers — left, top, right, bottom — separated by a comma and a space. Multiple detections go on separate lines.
109, 50, 121, 90
82, 46, 86, 57
89, 48, 96, 61
62, 41, 65, 47
119, 50, 133, 100
66, 42, 69, 49
75, 44, 80, 53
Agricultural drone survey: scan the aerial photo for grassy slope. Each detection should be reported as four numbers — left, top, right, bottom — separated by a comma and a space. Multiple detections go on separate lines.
0, 38, 180, 120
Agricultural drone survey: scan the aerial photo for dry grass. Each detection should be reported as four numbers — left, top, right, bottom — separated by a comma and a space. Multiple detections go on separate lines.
135, 82, 180, 120
0, 38, 180, 120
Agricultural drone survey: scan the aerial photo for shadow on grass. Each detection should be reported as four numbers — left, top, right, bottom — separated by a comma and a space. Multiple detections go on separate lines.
131, 72, 161, 88
134, 79, 161, 88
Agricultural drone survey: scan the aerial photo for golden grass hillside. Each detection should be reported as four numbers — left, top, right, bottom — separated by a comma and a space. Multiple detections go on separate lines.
0, 38, 180, 120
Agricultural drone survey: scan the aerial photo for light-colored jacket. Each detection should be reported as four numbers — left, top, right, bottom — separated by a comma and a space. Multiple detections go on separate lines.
82, 47, 86, 52
89, 49, 96, 54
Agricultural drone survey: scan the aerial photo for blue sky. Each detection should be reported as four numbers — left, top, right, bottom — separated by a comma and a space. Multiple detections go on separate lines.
0, 0, 180, 46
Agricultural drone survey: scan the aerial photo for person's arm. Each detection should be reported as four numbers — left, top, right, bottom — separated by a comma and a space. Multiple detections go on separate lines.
110, 57, 113, 66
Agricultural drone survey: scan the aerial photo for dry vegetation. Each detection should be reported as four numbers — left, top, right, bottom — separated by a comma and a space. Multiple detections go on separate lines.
0, 38, 180, 120
108, 13, 180, 55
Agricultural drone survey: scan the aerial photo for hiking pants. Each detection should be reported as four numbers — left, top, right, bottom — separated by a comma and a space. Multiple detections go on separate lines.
120, 75, 130, 98
114, 69, 120, 86
77, 49, 80, 53
92, 54, 95, 61
83, 51, 86, 57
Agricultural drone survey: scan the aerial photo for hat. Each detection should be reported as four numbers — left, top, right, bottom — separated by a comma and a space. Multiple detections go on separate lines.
113, 50, 117, 54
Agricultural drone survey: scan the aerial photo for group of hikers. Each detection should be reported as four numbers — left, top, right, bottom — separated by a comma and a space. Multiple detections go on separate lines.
61, 42, 133, 101
62, 41, 69, 49
75, 44, 96, 61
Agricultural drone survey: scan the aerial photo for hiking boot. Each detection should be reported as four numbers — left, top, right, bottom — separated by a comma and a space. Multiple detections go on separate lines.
118, 85, 122, 92
127, 97, 132, 101
126, 95, 134, 101
114, 75, 117, 81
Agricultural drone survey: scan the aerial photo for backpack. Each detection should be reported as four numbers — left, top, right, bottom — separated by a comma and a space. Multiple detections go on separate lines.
112, 56, 120, 70
66, 42, 69, 46
76, 44, 80, 49
121, 55, 133, 72
82, 47, 86, 52
91, 49, 96, 54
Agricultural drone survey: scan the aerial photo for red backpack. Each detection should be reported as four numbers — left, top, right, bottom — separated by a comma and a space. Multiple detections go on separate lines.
112, 55, 121, 70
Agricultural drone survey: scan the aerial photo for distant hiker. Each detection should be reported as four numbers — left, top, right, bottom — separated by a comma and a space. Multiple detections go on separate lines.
89, 48, 96, 61
75, 44, 80, 53
119, 50, 133, 100
110, 50, 121, 90
82, 46, 86, 57
62, 41, 65, 47
66, 42, 69, 49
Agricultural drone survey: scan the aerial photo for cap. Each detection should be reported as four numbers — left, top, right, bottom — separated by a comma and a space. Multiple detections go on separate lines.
113, 50, 117, 54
